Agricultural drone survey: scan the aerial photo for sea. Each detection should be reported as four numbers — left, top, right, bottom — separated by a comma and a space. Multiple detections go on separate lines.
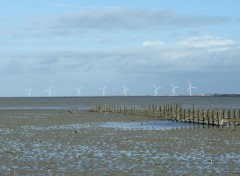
0, 96, 240, 110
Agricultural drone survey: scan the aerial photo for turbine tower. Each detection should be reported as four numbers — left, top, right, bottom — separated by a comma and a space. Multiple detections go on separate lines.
122, 85, 129, 96
187, 80, 196, 96
45, 87, 52, 97
170, 83, 179, 96
25, 88, 32, 97
153, 84, 161, 96
75, 87, 82, 96
99, 87, 107, 96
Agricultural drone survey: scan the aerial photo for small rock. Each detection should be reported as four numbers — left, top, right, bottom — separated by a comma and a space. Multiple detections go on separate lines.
74, 130, 80, 133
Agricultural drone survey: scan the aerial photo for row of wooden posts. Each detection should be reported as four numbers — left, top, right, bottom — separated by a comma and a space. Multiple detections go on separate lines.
91, 104, 240, 126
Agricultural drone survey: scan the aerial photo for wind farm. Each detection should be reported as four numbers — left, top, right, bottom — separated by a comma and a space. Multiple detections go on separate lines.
11, 80, 240, 98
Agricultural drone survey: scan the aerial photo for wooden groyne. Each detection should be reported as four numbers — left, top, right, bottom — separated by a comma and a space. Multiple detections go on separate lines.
91, 104, 240, 126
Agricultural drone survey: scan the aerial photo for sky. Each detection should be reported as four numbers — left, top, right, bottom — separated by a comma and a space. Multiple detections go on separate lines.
0, 0, 240, 97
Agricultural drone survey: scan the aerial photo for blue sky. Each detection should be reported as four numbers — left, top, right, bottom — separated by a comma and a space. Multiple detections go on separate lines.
0, 0, 240, 96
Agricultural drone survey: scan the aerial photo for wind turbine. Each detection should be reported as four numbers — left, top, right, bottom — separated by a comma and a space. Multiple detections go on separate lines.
153, 84, 161, 96
45, 87, 52, 97
75, 87, 82, 96
170, 83, 179, 96
122, 85, 130, 96
187, 80, 196, 96
99, 87, 107, 96
25, 88, 32, 97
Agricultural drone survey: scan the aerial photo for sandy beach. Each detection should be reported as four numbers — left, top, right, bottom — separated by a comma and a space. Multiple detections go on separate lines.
0, 109, 240, 176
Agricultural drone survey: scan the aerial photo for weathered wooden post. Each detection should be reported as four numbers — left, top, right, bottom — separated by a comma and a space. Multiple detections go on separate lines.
202, 110, 205, 124
152, 104, 155, 116
222, 109, 225, 118
201, 109, 204, 124
166, 104, 169, 117
211, 109, 214, 125
228, 110, 231, 119
217, 110, 220, 126
192, 105, 195, 123
159, 105, 162, 117
188, 108, 191, 123
183, 109, 186, 122
197, 109, 200, 124
179, 107, 182, 121
207, 109, 210, 125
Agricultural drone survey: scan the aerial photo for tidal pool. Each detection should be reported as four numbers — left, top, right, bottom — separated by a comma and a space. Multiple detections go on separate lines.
21, 120, 206, 131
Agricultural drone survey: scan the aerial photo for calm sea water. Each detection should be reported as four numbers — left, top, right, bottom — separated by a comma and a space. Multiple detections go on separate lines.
0, 96, 239, 110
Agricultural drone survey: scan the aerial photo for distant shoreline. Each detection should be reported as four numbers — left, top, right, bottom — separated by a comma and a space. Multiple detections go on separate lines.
0, 94, 239, 98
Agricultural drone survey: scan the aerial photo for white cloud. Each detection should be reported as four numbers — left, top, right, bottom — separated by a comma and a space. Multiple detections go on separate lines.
142, 41, 165, 46
31, 8, 231, 35
0, 36, 239, 77
176, 36, 237, 48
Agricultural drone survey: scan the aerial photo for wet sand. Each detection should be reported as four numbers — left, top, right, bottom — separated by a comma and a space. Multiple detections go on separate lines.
0, 109, 240, 176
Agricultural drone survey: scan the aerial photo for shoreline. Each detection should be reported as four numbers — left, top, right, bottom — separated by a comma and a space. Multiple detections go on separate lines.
1, 109, 240, 175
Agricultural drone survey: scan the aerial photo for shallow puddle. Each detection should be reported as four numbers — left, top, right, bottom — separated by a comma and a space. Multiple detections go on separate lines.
21, 120, 205, 131
99, 120, 205, 130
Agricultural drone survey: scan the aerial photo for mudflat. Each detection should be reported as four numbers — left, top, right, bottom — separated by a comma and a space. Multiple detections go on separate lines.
0, 109, 239, 176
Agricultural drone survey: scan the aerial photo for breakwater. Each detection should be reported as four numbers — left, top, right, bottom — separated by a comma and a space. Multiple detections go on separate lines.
91, 104, 240, 126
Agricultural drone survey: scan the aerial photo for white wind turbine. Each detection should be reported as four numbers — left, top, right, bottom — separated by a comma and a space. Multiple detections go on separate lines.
170, 83, 180, 96
122, 85, 130, 96
75, 87, 82, 96
99, 87, 107, 96
153, 84, 161, 96
45, 87, 52, 97
187, 80, 196, 96
25, 88, 32, 97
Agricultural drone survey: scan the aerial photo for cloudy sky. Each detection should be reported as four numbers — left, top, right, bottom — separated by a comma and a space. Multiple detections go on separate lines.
0, 0, 240, 96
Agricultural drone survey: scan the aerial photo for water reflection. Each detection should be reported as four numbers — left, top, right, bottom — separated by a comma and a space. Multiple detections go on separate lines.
21, 120, 208, 131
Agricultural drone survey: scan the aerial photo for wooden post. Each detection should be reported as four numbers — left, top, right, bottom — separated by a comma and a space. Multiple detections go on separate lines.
179, 107, 182, 121
183, 109, 186, 121
222, 110, 225, 118
192, 105, 195, 123
228, 110, 231, 118
207, 110, 209, 125
197, 109, 200, 123
211, 110, 214, 125
201, 109, 204, 124
188, 108, 191, 122
159, 105, 162, 117
217, 111, 220, 126
202, 110, 205, 124
152, 104, 155, 116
